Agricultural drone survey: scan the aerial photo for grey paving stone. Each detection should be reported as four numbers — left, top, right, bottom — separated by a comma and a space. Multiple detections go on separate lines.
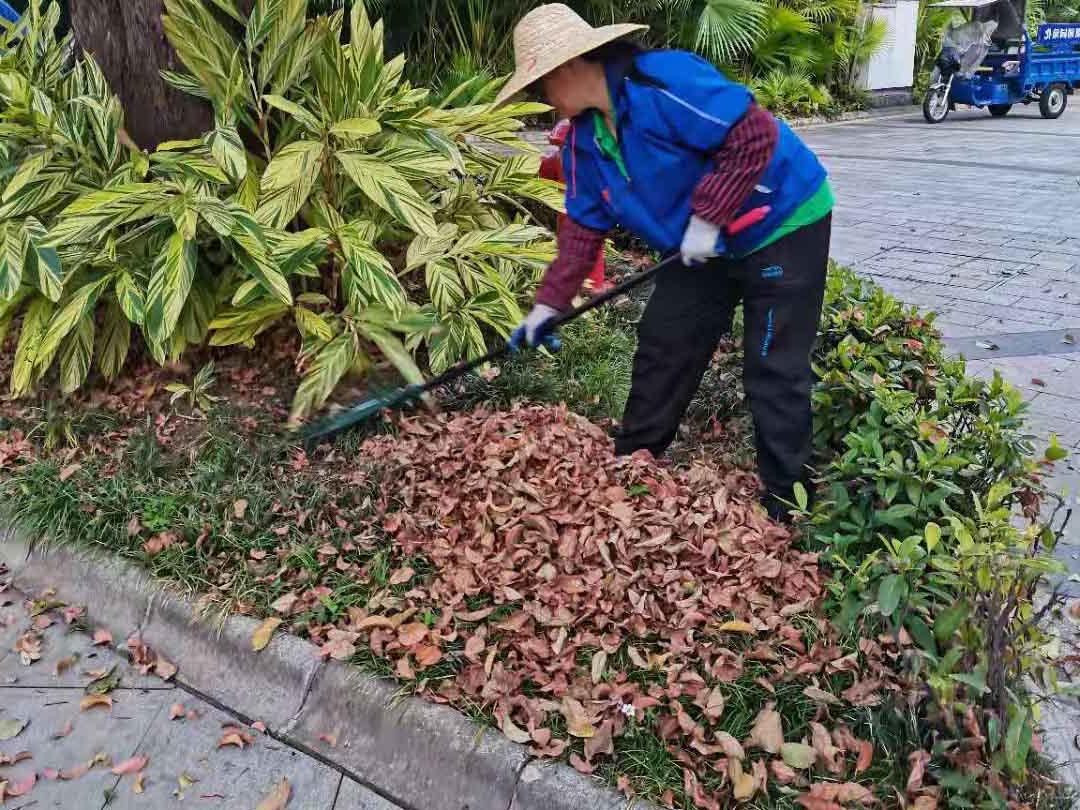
103, 700, 342, 810
0, 686, 165, 809
334, 778, 405, 810
0, 609, 165, 691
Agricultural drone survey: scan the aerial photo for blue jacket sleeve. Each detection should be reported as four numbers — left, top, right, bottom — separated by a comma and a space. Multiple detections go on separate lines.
634, 51, 753, 155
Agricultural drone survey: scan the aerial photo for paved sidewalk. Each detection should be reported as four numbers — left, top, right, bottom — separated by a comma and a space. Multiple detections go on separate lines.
0, 582, 401, 810
802, 107, 1080, 573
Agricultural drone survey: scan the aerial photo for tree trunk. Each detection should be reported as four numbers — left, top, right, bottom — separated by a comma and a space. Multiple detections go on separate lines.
68, 0, 212, 150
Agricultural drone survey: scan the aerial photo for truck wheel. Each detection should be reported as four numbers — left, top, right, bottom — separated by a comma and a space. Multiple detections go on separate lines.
923, 88, 950, 123
1039, 86, 1067, 119
988, 104, 1012, 117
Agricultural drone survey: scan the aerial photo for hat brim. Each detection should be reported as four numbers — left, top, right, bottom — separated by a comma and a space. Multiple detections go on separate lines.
493, 23, 648, 107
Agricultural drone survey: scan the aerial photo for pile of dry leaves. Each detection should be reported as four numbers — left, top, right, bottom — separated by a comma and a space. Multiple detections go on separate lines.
294, 404, 909, 807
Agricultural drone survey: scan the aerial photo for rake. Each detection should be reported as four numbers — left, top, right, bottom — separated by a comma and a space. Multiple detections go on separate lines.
303, 206, 770, 444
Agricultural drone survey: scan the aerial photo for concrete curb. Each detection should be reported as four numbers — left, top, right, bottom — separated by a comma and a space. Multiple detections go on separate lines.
0, 528, 655, 810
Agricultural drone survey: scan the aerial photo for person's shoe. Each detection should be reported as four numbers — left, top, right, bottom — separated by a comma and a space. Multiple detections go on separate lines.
762, 492, 794, 524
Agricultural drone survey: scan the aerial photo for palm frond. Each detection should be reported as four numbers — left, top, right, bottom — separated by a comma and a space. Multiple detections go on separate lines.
695, 0, 769, 62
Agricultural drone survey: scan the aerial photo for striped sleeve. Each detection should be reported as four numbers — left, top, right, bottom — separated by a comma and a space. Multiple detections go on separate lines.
691, 103, 778, 227
534, 217, 607, 311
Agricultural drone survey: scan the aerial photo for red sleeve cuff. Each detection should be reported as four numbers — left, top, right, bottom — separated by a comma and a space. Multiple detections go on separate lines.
691, 104, 777, 227
534, 218, 607, 310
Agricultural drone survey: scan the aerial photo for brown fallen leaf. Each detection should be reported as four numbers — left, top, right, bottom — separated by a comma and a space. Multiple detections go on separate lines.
0, 751, 31, 766
111, 755, 149, 775
5, 772, 35, 797
14, 632, 41, 665
463, 634, 485, 661
255, 777, 291, 810
61, 605, 85, 624
91, 628, 113, 646
811, 722, 844, 774
397, 622, 428, 647
500, 714, 532, 744
80, 694, 113, 711
414, 644, 442, 669
55, 655, 79, 677
154, 656, 178, 681
318, 732, 339, 748
169, 703, 186, 720
855, 740, 874, 774
561, 696, 596, 739
715, 731, 745, 760
803, 685, 841, 705
133, 772, 146, 794
319, 630, 358, 661
782, 742, 818, 770
907, 750, 931, 793
702, 687, 726, 721
219, 732, 248, 749
729, 757, 757, 801
142, 531, 178, 556
796, 781, 875, 810
59, 462, 82, 481
569, 752, 594, 774
233, 498, 249, 520
59, 762, 90, 780
388, 567, 414, 586
584, 719, 615, 761
252, 617, 283, 652
271, 593, 299, 615
53, 720, 73, 739
218, 727, 254, 749
0, 718, 27, 740
1031, 378, 1046, 387
748, 706, 784, 754
590, 649, 607, 685
717, 619, 757, 634
770, 759, 798, 785
252, 721, 268, 733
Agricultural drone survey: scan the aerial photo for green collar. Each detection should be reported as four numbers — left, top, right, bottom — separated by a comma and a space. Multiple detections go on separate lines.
592, 109, 629, 181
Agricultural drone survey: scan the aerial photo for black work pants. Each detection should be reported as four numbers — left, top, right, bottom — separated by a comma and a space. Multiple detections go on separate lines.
614, 214, 831, 509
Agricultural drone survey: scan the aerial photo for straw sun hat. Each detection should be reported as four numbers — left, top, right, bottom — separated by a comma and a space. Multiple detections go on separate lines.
494, 4, 648, 106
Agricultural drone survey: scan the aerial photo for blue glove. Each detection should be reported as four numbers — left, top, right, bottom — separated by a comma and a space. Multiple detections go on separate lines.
509, 304, 562, 352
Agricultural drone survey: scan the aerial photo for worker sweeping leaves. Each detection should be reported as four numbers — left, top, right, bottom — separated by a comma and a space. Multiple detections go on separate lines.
500, 4, 834, 522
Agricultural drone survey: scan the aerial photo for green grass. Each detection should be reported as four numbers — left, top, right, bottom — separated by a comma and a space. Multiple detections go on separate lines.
447, 296, 641, 422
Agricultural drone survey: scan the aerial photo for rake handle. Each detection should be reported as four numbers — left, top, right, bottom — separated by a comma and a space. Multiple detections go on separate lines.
306, 206, 771, 442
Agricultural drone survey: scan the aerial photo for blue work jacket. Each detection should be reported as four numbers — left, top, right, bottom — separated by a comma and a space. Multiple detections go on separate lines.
562, 50, 827, 257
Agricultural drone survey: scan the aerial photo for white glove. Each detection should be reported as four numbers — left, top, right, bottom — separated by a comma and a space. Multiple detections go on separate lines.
510, 303, 560, 350
680, 215, 724, 266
